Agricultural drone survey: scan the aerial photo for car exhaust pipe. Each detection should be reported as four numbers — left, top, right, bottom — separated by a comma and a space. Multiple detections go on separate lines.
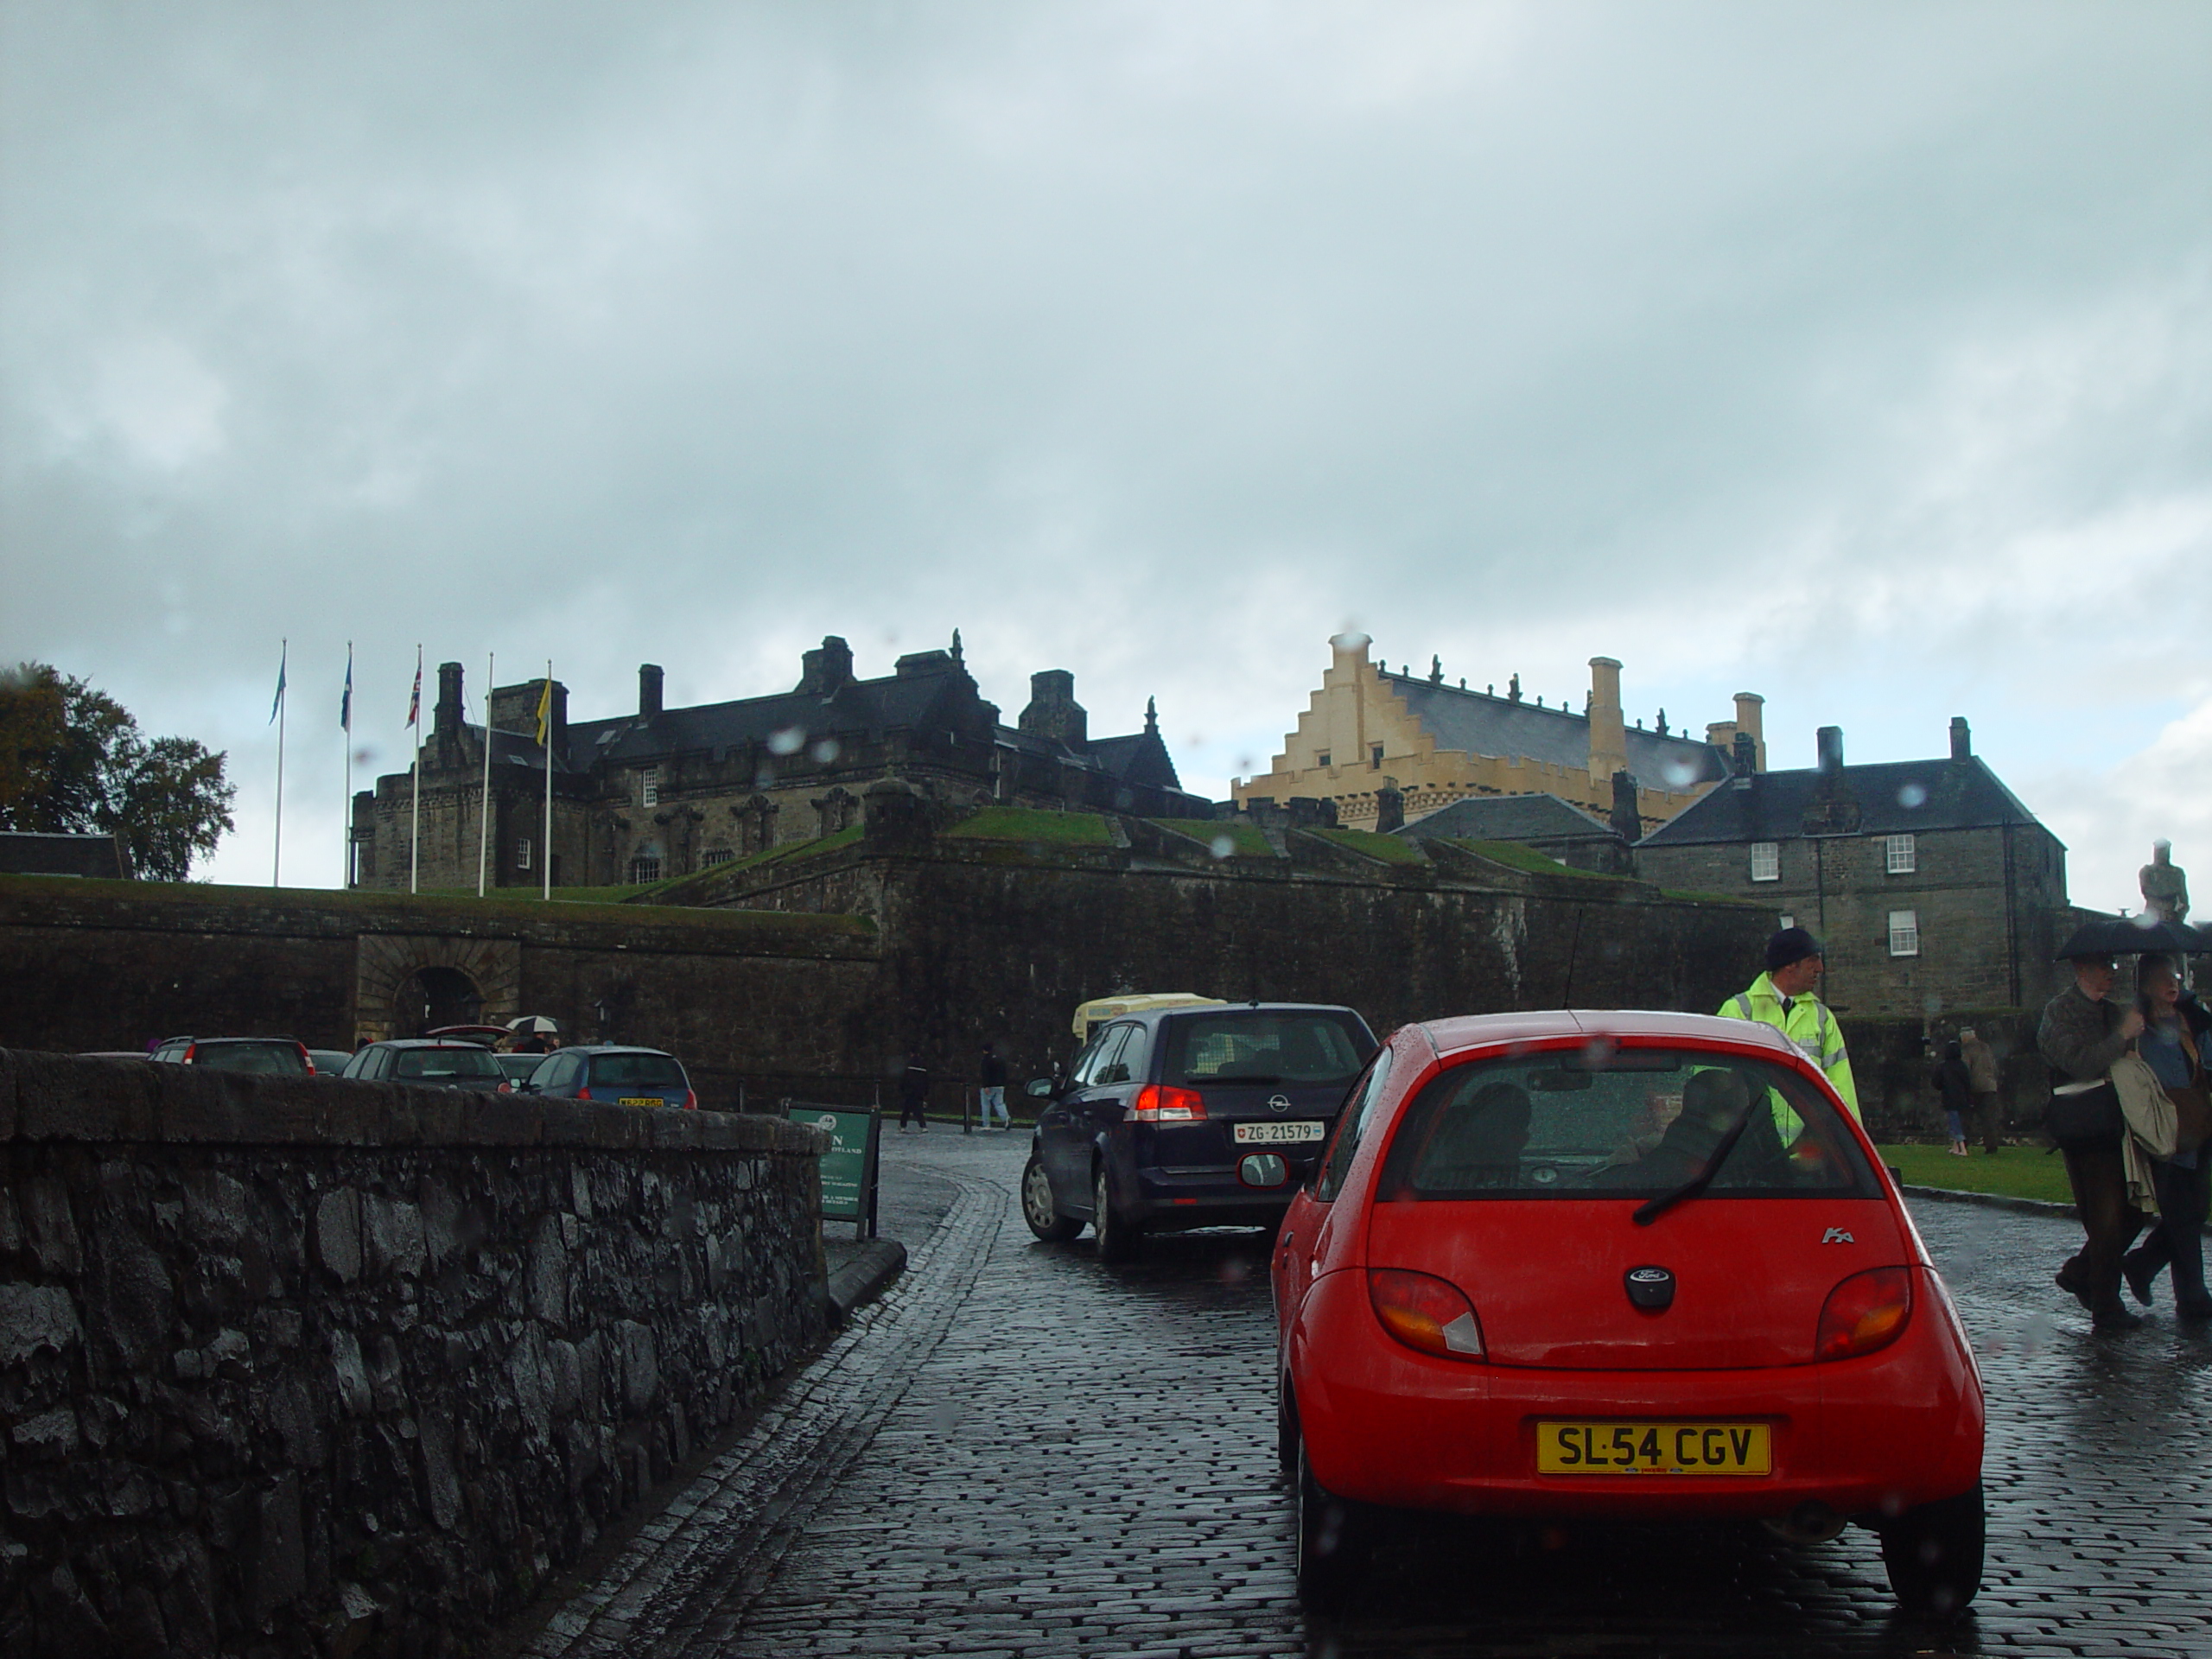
1762, 1501, 1847, 1546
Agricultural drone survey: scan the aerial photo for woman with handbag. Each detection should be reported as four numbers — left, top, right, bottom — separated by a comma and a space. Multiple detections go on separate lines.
2121, 955, 2212, 1320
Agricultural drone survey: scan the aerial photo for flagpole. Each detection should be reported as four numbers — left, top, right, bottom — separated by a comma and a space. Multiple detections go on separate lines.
542, 658, 554, 900
477, 651, 494, 897
272, 639, 286, 887
410, 644, 423, 895
341, 643, 353, 887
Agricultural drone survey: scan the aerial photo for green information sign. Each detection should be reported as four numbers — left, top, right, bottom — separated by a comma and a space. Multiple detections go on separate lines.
789, 1103, 880, 1234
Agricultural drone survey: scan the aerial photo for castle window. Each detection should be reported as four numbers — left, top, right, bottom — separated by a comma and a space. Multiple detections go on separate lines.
701, 846, 734, 868
516, 838, 532, 871
629, 853, 663, 885
1370, 745, 1384, 769
1750, 842, 1780, 882
639, 766, 659, 807
1888, 909, 1920, 957
1884, 834, 1916, 874
1316, 751, 1331, 768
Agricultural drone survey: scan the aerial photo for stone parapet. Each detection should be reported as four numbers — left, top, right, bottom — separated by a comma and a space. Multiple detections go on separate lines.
0, 1051, 830, 1656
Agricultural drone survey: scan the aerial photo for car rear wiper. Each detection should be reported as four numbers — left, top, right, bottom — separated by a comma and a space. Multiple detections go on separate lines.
1632, 1102, 1757, 1227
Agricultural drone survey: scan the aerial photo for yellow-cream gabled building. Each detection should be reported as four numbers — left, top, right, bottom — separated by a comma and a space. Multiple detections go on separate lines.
1233, 632, 1766, 834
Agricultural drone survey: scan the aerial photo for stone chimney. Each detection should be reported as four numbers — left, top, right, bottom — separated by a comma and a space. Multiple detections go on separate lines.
639, 664, 664, 720
1374, 779, 1405, 834
1816, 726, 1845, 774
1586, 657, 1627, 789
797, 636, 855, 697
1019, 670, 1087, 749
434, 661, 464, 743
1949, 715, 1972, 761
1610, 769, 1642, 844
1733, 692, 1765, 772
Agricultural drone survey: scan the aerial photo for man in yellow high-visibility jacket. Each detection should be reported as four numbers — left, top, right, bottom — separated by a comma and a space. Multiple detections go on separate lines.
1719, 927, 1860, 1122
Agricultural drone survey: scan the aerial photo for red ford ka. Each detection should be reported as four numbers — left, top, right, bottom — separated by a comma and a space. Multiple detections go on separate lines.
1264, 1010, 1985, 1617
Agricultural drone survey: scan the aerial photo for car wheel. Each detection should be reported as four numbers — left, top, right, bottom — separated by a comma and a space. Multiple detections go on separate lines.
1296, 1435, 1372, 1615
1092, 1163, 1140, 1262
1020, 1154, 1081, 1243
1275, 1379, 1299, 1476
1878, 1482, 1984, 1617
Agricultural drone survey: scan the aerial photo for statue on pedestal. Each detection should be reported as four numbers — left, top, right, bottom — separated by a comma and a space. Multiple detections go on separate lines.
2139, 839, 2190, 925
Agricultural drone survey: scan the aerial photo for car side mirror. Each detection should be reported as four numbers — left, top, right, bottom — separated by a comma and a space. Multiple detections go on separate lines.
1024, 1077, 1054, 1100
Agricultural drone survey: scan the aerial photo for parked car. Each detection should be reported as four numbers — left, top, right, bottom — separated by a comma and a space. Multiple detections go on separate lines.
149, 1036, 315, 1076
1020, 1001, 1378, 1259
340, 1039, 513, 1092
423, 1025, 514, 1047
1268, 1009, 1985, 1616
519, 1046, 697, 1109
307, 1049, 353, 1077
495, 1053, 547, 1087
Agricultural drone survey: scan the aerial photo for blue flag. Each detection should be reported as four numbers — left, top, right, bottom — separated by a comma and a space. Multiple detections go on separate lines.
269, 645, 287, 725
340, 648, 353, 732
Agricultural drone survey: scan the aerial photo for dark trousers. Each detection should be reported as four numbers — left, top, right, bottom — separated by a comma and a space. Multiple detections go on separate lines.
899, 1096, 927, 1129
2125, 1158, 2211, 1310
1970, 1090, 2002, 1152
2059, 1141, 2146, 1317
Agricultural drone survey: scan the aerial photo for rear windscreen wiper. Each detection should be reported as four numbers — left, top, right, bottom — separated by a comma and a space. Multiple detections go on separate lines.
1632, 1102, 1757, 1228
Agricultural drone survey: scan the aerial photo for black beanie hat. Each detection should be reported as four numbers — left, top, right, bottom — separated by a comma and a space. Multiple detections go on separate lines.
1765, 926, 1823, 973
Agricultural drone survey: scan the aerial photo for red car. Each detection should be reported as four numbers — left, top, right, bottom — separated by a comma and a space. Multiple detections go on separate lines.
1265, 1010, 1985, 1617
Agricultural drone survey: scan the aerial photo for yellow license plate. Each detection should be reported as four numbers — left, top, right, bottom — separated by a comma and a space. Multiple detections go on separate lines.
1537, 1421, 1770, 1476
617, 1096, 664, 1108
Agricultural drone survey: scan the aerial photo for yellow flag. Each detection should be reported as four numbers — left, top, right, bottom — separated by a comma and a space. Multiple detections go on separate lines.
534, 678, 551, 746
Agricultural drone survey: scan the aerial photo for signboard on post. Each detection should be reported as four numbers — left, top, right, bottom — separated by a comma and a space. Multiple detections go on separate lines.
787, 1102, 881, 1238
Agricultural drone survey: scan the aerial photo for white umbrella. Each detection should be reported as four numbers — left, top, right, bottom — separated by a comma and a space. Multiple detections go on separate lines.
508, 1014, 561, 1036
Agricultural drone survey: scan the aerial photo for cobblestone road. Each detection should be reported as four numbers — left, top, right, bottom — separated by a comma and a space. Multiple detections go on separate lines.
529, 1131, 2212, 1659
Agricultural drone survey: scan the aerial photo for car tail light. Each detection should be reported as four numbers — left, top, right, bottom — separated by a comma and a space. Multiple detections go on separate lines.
496, 1081, 512, 1094
1369, 1268, 1485, 1360
1127, 1084, 1206, 1122
296, 1042, 314, 1076
683, 1090, 698, 1111
182, 1043, 197, 1065
1815, 1267, 1914, 1361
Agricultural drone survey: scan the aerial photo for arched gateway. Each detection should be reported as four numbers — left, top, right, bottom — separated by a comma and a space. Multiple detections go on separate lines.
353, 934, 523, 1046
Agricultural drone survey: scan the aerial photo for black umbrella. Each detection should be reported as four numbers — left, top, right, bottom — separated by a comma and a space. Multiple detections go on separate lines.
2053, 915, 2208, 961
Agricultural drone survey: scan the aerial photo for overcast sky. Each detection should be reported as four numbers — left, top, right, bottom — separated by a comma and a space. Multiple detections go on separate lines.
3, 2, 2207, 912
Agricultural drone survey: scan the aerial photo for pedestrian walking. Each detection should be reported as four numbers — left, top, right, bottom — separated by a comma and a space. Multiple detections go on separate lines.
2037, 944, 2147, 1331
1960, 1027, 2003, 1153
978, 1041, 1010, 1130
1932, 1039, 1974, 1156
1719, 927, 1859, 1121
2120, 956, 2212, 1321
898, 1061, 931, 1134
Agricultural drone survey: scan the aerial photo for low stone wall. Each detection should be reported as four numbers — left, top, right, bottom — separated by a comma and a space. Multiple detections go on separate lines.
0, 1050, 829, 1657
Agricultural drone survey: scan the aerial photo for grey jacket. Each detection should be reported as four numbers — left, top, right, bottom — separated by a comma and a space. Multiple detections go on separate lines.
2037, 984, 2131, 1084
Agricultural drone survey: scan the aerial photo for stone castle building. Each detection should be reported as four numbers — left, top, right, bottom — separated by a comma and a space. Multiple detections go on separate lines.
1235, 632, 1764, 834
351, 635, 1208, 892
1633, 718, 2074, 1019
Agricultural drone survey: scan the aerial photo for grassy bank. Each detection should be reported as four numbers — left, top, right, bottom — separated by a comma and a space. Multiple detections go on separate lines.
1875, 1142, 2075, 1206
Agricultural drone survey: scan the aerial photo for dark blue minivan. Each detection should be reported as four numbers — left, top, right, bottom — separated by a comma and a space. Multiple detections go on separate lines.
1020, 1002, 1376, 1258
522, 1046, 698, 1110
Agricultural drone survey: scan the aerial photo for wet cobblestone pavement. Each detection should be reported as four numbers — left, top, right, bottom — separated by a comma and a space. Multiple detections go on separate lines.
528, 1131, 2212, 1658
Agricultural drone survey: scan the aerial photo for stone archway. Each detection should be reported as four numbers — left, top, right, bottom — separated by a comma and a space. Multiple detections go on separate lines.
354, 933, 523, 1046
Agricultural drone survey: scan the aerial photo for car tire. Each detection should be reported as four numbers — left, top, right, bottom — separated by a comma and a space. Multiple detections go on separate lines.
1092, 1163, 1140, 1262
1296, 1435, 1372, 1616
1275, 1379, 1299, 1476
1020, 1154, 1082, 1243
1878, 1481, 1985, 1617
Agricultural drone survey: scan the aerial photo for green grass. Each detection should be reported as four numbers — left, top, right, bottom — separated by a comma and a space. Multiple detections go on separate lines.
1876, 1142, 2074, 1205
1309, 827, 1428, 866
1441, 838, 1627, 880
943, 807, 1115, 845
1149, 819, 1274, 858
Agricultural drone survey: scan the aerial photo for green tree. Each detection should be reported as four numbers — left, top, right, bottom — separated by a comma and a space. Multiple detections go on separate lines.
0, 663, 236, 880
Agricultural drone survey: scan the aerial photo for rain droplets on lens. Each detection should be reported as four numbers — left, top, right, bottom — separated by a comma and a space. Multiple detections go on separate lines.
1661, 757, 1699, 788
767, 726, 804, 756
1897, 782, 1929, 809
1210, 835, 1237, 860
810, 737, 840, 764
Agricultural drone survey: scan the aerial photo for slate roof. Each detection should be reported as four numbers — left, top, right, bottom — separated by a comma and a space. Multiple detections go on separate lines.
1380, 673, 1728, 790
0, 830, 133, 879
1398, 794, 1617, 843
1086, 731, 1183, 791
565, 666, 983, 770
1636, 756, 2049, 848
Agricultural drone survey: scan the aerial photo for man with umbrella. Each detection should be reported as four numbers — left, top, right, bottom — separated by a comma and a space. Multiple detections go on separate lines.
508, 1014, 562, 1057
2038, 921, 2160, 1331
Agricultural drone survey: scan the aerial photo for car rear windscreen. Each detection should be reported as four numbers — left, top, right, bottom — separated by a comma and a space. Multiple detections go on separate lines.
1163, 1012, 1370, 1088
1377, 1046, 1880, 1200
393, 1046, 503, 1081
590, 1053, 686, 1090
194, 1042, 308, 1076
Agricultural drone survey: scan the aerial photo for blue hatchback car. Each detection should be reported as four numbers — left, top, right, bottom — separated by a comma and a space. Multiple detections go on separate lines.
1020, 1002, 1376, 1259
521, 1046, 698, 1110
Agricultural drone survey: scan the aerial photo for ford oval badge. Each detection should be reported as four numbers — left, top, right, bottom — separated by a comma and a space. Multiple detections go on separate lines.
1624, 1265, 1676, 1311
